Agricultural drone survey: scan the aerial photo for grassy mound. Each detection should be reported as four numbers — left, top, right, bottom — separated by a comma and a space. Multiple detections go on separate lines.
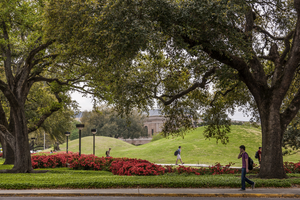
53, 125, 300, 166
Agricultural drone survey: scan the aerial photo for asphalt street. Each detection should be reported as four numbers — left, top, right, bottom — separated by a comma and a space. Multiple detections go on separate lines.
0, 197, 298, 200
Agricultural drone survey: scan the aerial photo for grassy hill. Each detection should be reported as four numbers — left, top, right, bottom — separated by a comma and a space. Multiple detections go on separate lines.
54, 125, 300, 166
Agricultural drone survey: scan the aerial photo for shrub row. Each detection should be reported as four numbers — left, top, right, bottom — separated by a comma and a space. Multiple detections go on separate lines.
31, 152, 240, 176
30, 152, 300, 176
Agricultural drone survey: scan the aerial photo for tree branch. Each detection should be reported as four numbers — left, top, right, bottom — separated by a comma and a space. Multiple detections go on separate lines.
27, 92, 62, 133
280, 31, 295, 64
17, 39, 56, 89
181, 35, 266, 105
281, 89, 300, 131
254, 26, 285, 41
0, 125, 15, 151
210, 82, 241, 106
28, 75, 84, 85
154, 67, 217, 106
1, 21, 14, 88
0, 101, 9, 128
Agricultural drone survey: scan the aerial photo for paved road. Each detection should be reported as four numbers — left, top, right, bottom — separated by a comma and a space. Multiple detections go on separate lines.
0, 197, 298, 200
0, 188, 299, 198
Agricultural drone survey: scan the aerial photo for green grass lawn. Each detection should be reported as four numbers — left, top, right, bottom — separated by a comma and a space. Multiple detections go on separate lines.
0, 158, 299, 189
50, 125, 300, 167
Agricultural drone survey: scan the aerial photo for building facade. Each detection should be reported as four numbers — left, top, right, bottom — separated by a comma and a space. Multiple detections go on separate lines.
143, 109, 165, 137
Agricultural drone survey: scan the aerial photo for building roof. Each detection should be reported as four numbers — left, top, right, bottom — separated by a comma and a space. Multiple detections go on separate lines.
148, 109, 162, 116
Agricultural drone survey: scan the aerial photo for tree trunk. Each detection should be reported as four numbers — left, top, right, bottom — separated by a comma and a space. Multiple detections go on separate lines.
4, 107, 33, 173
0, 136, 6, 159
3, 144, 14, 165
258, 102, 286, 179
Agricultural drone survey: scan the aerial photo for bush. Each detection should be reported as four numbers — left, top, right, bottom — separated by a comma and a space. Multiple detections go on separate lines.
151, 133, 164, 142
31, 153, 300, 177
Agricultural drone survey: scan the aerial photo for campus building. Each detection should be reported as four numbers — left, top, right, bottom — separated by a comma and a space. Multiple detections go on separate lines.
143, 109, 165, 137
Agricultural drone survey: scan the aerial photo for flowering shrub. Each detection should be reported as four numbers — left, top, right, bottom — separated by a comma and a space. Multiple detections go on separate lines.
69, 154, 114, 171
0, 153, 2, 157
208, 162, 239, 175
284, 161, 300, 173
165, 162, 239, 176
30, 152, 251, 176
31, 152, 74, 168
110, 158, 165, 176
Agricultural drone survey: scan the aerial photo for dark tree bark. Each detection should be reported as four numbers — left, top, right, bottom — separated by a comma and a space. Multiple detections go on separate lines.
258, 101, 286, 178
168, 2, 300, 178
3, 144, 14, 165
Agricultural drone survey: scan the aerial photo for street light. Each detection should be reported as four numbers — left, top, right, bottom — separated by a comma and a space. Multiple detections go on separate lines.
91, 129, 97, 155
76, 124, 84, 156
65, 132, 71, 154
31, 137, 36, 153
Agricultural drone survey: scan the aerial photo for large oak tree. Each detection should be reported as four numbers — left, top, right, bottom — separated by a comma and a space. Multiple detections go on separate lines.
0, 0, 96, 172
45, 0, 300, 179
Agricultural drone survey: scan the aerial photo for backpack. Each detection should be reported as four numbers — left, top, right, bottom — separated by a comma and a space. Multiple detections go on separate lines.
248, 155, 254, 170
255, 151, 259, 159
174, 150, 179, 156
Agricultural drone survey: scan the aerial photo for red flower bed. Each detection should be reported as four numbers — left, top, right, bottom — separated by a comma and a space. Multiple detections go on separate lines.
31, 152, 270, 176
68, 154, 114, 171
165, 162, 239, 175
284, 161, 300, 173
110, 158, 165, 176
0, 153, 2, 157
31, 152, 73, 168
208, 162, 239, 175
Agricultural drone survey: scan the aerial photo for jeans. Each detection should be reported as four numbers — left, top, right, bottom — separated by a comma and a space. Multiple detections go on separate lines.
241, 168, 254, 190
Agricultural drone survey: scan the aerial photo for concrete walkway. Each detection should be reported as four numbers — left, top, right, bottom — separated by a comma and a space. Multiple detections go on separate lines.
0, 188, 299, 198
157, 163, 241, 168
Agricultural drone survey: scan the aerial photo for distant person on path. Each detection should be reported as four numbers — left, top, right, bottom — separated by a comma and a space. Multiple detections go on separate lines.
258, 147, 262, 168
50, 150, 53, 154
238, 145, 255, 191
106, 148, 111, 158
175, 146, 184, 165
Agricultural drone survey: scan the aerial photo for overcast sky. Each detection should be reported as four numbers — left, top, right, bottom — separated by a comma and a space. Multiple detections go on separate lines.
71, 91, 251, 121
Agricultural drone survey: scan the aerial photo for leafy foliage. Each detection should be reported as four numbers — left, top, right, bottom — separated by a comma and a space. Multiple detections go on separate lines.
283, 119, 300, 150
79, 107, 148, 139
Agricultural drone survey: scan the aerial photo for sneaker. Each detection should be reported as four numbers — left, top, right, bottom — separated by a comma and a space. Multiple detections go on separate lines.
252, 182, 255, 190
238, 189, 245, 191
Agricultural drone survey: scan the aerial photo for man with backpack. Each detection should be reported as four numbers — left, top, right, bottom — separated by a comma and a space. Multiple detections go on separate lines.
175, 146, 184, 165
106, 148, 111, 158
238, 145, 255, 191
255, 147, 262, 168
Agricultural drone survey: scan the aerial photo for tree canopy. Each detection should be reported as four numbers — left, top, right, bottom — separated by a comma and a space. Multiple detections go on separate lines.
79, 107, 147, 139
44, 0, 300, 179
0, 0, 101, 172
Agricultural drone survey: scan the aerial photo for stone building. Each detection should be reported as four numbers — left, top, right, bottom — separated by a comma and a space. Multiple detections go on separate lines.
143, 109, 203, 137
143, 109, 165, 137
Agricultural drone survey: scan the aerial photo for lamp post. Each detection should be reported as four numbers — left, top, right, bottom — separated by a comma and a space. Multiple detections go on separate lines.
65, 132, 71, 154
31, 137, 36, 153
76, 124, 84, 156
91, 129, 97, 155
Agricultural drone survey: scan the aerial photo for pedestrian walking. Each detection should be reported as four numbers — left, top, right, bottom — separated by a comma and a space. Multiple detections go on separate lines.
175, 146, 184, 165
257, 147, 262, 167
106, 148, 111, 158
238, 145, 255, 191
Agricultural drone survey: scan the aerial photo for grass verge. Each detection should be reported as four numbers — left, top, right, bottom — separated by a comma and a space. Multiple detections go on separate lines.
0, 159, 300, 189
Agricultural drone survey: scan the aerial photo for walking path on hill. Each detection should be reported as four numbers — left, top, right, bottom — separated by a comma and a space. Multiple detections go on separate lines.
156, 163, 241, 168
0, 188, 299, 198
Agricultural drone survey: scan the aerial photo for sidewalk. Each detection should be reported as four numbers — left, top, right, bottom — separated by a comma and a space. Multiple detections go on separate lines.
0, 188, 299, 198
157, 163, 241, 168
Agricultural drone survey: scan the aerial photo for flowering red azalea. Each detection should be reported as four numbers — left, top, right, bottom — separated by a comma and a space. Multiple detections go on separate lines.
30, 152, 299, 176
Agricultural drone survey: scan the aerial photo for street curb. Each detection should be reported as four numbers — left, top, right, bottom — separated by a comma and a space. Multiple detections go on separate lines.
0, 193, 299, 198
